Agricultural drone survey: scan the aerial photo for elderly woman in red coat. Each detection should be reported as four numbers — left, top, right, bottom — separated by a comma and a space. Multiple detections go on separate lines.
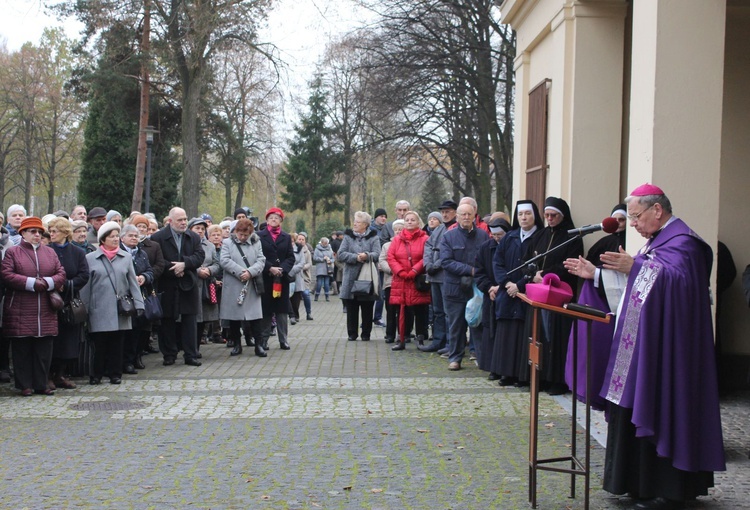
1, 217, 66, 396
388, 211, 431, 351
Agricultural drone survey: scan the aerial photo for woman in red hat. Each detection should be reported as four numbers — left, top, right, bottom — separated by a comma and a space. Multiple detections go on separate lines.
1, 217, 67, 396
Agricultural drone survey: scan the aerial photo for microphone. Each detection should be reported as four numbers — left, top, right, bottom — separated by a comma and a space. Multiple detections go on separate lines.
567, 217, 619, 236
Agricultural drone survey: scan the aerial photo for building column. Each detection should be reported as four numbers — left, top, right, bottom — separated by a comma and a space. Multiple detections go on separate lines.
626, 0, 726, 251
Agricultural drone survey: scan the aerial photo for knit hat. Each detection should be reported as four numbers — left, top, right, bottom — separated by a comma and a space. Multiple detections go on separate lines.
130, 214, 150, 228
234, 207, 249, 219
106, 210, 122, 221
374, 208, 387, 219
18, 216, 44, 233
201, 213, 213, 222
265, 207, 284, 220
97, 221, 121, 243
219, 220, 231, 230
71, 220, 88, 231
427, 211, 442, 222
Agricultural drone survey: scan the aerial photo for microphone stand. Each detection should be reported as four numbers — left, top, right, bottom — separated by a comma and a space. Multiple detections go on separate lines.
507, 233, 583, 277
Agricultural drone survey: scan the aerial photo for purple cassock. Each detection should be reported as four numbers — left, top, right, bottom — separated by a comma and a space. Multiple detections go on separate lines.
600, 218, 726, 473
564, 279, 614, 411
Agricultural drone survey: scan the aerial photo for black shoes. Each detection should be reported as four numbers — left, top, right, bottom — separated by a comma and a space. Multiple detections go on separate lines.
498, 376, 517, 386
391, 343, 405, 351
123, 365, 138, 375
360, 337, 370, 342
546, 383, 569, 396
418, 343, 441, 352
230, 344, 242, 356
89, 377, 101, 385
307, 314, 314, 320
163, 359, 175, 366
415, 335, 425, 346
290, 317, 297, 325
134, 357, 146, 370
185, 358, 202, 367
279, 341, 290, 350
487, 373, 501, 381
255, 345, 267, 357
384, 337, 395, 344
110, 378, 122, 385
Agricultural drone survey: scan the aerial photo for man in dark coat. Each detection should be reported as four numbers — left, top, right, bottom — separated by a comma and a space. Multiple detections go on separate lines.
150, 207, 205, 366
258, 207, 296, 350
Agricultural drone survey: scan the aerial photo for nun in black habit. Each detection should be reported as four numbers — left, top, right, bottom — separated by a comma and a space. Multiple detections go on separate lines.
521, 196, 583, 395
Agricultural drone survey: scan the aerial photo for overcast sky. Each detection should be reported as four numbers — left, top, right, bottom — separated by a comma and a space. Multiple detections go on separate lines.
0, 0, 370, 129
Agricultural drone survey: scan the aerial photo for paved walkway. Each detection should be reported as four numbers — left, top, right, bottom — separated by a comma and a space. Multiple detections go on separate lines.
1, 298, 748, 509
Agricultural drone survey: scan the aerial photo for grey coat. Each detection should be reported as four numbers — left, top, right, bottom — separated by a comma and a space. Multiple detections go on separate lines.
81, 249, 145, 333
378, 242, 393, 290
290, 243, 312, 292
197, 238, 221, 323
337, 228, 381, 300
219, 234, 265, 321
313, 243, 334, 277
423, 223, 448, 284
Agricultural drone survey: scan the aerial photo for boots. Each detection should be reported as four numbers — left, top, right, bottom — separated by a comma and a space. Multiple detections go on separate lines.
391, 340, 406, 351
134, 355, 146, 370
230, 342, 242, 356
255, 344, 267, 357
314, 294, 319, 302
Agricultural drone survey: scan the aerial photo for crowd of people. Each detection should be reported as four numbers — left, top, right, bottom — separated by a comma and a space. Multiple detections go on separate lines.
0, 184, 728, 509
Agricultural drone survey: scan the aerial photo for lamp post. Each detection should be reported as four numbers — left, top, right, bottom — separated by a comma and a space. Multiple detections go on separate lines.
144, 126, 158, 213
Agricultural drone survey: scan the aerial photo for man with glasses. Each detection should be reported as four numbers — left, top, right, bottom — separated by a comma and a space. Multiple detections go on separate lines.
150, 207, 205, 367
564, 184, 724, 510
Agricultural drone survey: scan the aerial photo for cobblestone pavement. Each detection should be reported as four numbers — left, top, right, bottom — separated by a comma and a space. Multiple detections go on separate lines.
1, 298, 748, 509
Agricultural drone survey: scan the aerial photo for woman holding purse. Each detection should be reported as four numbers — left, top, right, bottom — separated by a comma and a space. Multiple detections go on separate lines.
219, 218, 266, 357
338, 211, 381, 342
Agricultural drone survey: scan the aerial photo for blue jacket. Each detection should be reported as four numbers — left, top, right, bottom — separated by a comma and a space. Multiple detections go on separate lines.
439, 225, 488, 302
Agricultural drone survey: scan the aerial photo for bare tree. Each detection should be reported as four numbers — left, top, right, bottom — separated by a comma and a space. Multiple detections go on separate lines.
350, 0, 515, 212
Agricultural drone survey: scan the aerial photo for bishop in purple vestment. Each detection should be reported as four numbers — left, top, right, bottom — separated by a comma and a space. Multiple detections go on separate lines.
578, 184, 724, 510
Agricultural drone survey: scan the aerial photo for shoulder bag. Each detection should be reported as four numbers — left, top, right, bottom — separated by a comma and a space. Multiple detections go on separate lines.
61, 284, 88, 325
103, 258, 138, 317
235, 242, 264, 296
351, 261, 376, 298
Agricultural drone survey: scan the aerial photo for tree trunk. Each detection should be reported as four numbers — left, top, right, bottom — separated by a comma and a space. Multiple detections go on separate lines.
181, 74, 202, 216
132, 0, 151, 213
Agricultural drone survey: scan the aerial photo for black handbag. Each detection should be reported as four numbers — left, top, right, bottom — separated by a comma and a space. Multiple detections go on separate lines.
415, 273, 430, 293
351, 279, 374, 297
61, 285, 87, 325
143, 290, 163, 320
117, 293, 137, 317
351, 261, 377, 298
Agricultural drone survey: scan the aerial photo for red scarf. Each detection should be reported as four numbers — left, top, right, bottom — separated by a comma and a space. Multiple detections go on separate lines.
268, 225, 281, 241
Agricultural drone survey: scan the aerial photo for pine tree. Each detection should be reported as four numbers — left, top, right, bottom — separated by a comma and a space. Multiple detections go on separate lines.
280, 78, 346, 240
418, 172, 448, 222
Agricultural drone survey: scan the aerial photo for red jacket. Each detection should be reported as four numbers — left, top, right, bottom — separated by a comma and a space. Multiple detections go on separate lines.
2, 241, 66, 338
387, 228, 431, 306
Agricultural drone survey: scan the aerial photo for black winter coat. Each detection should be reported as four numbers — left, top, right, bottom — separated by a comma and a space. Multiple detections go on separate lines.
258, 229, 296, 315
149, 226, 204, 317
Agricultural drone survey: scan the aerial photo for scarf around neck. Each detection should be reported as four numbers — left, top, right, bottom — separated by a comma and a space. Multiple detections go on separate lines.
268, 225, 281, 241
100, 245, 119, 260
